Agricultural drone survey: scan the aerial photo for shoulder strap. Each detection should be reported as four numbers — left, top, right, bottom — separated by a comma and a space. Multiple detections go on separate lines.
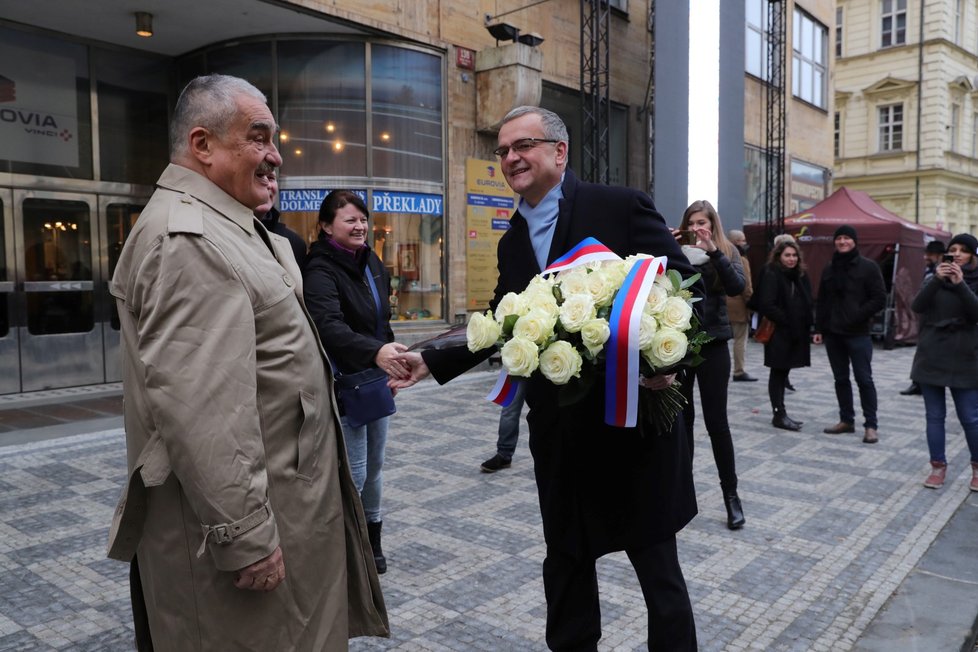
364, 258, 385, 340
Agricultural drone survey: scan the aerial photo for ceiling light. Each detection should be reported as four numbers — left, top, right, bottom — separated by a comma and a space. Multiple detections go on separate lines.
333, 141, 344, 152
379, 132, 391, 142
325, 122, 336, 133
135, 12, 153, 38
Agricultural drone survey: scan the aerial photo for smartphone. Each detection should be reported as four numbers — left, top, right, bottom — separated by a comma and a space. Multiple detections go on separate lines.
942, 253, 954, 263
677, 230, 697, 246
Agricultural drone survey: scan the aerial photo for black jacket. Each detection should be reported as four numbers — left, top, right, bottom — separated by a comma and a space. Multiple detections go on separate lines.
757, 265, 813, 370
261, 207, 307, 268
422, 169, 702, 559
815, 251, 886, 336
910, 269, 978, 389
303, 238, 394, 374
693, 248, 746, 341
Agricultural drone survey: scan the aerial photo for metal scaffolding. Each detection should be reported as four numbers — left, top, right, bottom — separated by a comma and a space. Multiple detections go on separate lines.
580, 0, 610, 184
764, 0, 786, 244
644, 1, 656, 194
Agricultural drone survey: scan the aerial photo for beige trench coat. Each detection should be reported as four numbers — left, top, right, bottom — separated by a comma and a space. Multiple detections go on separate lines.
726, 255, 753, 323
107, 164, 388, 650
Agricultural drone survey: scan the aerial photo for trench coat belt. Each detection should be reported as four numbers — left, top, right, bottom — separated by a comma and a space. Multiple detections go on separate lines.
197, 501, 272, 558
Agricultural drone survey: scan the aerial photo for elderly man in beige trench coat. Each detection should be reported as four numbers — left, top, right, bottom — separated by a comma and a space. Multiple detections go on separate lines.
107, 74, 388, 651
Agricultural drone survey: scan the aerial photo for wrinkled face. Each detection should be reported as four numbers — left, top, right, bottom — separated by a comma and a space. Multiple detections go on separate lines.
254, 170, 278, 216
207, 93, 282, 209
496, 113, 567, 207
685, 211, 713, 235
323, 202, 368, 250
834, 235, 855, 254
948, 243, 974, 266
780, 246, 799, 269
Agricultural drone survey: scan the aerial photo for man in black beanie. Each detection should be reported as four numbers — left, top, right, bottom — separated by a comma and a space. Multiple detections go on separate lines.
813, 225, 887, 443
900, 239, 947, 395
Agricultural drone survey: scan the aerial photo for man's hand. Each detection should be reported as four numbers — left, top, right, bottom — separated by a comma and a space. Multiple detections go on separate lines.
388, 351, 431, 389
233, 546, 285, 592
375, 342, 410, 379
639, 373, 676, 391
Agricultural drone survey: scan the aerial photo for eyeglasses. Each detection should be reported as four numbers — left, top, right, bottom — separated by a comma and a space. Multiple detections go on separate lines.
493, 137, 560, 158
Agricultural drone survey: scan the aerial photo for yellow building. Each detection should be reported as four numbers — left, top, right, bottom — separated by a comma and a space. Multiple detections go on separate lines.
834, 0, 978, 233
743, 0, 837, 224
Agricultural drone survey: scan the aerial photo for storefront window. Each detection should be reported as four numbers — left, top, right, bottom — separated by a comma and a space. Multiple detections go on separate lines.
0, 26, 92, 180
278, 41, 367, 178
370, 45, 443, 182
95, 50, 169, 185
206, 42, 273, 99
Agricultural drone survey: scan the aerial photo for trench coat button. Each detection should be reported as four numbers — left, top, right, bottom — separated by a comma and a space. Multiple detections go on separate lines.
283, 274, 294, 287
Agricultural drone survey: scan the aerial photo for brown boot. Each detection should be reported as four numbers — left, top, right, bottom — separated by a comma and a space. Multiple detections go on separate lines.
971, 463, 978, 492
924, 461, 947, 489
823, 421, 855, 434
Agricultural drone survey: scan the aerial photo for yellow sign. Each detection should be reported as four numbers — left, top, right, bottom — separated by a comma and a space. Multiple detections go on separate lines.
465, 158, 516, 310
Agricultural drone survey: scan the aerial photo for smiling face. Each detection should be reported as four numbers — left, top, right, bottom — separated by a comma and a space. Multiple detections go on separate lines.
780, 245, 799, 269
834, 235, 856, 254
496, 113, 567, 207
204, 93, 282, 209
254, 169, 278, 216
323, 202, 369, 250
948, 243, 974, 267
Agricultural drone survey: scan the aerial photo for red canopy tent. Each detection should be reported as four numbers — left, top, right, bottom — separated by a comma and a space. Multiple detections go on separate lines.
744, 187, 949, 344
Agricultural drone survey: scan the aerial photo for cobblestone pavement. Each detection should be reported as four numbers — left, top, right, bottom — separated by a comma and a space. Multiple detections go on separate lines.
0, 342, 973, 651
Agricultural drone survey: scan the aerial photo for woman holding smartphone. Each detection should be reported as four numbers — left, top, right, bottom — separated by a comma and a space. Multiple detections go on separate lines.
910, 233, 978, 491
674, 200, 747, 529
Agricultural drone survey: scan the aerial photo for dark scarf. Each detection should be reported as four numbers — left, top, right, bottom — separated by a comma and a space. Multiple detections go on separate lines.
963, 259, 978, 295
830, 247, 859, 296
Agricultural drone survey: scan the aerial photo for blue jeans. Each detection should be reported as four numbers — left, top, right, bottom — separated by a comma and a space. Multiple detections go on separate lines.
496, 381, 527, 460
823, 333, 878, 429
919, 384, 978, 464
340, 415, 389, 523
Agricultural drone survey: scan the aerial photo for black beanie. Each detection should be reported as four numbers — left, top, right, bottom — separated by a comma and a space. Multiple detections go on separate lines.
833, 225, 858, 243
948, 233, 978, 256
925, 240, 946, 254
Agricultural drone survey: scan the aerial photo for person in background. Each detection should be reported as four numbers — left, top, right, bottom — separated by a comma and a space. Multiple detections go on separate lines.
910, 233, 978, 490
480, 382, 527, 472
675, 200, 747, 530
813, 225, 887, 444
771, 234, 799, 391
254, 170, 307, 267
901, 239, 947, 396
756, 240, 814, 431
304, 190, 409, 575
727, 229, 757, 382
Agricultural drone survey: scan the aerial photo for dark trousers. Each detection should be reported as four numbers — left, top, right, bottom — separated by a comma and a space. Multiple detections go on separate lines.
680, 339, 739, 492
542, 537, 697, 651
823, 333, 878, 429
130, 556, 154, 651
768, 368, 790, 413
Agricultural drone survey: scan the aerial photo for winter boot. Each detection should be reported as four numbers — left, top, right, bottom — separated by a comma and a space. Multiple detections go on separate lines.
367, 521, 387, 574
723, 491, 746, 530
923, 461, 947, 489
772, 408, 802, 432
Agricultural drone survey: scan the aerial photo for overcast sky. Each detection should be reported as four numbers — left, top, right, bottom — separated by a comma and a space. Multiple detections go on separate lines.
687, 0, 720, 207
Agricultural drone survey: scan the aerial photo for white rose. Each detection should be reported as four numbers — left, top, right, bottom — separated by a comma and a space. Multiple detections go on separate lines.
513, 309, 557, 345
586, 269, 617, 307
495, 292, 528, 324
501, 336, 540, 377
558, 293, 597, 333
580, 318, 611, 355
638, 312, 658, 350
557, 267, 590, 297
644, 284, 670, 315
538, 340, 584, 385
658, 296, 693, 331
525, 274, 556, 295
622, 253, 653, 276
525, 289, 560, 319
642, 328, 689, 368
466, 310, 501, 352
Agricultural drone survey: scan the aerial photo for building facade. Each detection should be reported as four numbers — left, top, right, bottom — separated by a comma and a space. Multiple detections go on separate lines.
834, 0, 978, 233
0, 0, 689, 394
743, 0, 836, 225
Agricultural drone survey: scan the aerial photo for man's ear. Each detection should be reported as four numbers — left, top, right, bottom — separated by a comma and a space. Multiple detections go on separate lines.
554, 140, 569, 167
188, 126, 212, 166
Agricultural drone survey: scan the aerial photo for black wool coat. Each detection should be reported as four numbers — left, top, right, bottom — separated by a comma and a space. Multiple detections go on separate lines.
756, 265, 814, 370
815, 252, 886, 336
422, 169, 702, 560
910, 273, 978, 389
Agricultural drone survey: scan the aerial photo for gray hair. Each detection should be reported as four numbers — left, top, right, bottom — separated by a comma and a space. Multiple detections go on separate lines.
500, 106, 569, 143
169, 74, 268, 159
773, 233, 797, 247
728, 229, 745, 242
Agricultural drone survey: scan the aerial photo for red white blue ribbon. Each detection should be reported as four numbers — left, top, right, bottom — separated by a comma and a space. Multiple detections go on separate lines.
605, 256, 667, 427
486, 370, 523, 407
543, 237, 621, 275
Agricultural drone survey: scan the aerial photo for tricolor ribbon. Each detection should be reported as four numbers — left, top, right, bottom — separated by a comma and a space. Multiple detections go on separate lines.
486, 371, 523, 407
543, 237, 621, 275
604, 256, 667, 427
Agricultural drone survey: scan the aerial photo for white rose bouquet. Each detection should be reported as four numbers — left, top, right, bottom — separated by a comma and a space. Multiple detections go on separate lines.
467, 239, 712, 432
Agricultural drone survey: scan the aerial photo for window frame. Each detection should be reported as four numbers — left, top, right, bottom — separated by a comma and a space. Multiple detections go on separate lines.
878, 103, 904, 152
836, 6, 843, 58
745, 0, 772, 81
792, 8, 828, 109
880, 0, 907, 48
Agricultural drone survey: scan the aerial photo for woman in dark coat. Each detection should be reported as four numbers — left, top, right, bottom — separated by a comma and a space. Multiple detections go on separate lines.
756, 240, 814, 431
910, 233, 978, 491
304, 190, 407, 574
674, 200, 747, 530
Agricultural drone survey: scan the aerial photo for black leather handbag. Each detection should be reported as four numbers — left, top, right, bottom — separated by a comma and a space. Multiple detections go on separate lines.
334, 367, 396, 428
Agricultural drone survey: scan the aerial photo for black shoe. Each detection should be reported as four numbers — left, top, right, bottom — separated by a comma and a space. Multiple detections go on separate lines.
772, 413, 802, 431
823, 422, 855, 434
480, 454, 512, 473
723, 492, 746, 530
900, 383, 921, 396
367, 521, 387, 574
785, 381, 796, 391
733, 373, 759, 382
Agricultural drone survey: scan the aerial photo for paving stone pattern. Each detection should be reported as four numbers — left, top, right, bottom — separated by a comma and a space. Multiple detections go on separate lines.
0, 343, 972, 651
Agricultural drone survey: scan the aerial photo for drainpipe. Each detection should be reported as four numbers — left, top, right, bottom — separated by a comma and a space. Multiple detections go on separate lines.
915, 0, 924, 223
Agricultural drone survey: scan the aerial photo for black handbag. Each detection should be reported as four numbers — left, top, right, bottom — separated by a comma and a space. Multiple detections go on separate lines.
332, 260, 396, 428
334, 367, 396, 428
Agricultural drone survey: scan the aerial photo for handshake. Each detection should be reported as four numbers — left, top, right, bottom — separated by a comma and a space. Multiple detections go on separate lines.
373, 342, 430, 390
